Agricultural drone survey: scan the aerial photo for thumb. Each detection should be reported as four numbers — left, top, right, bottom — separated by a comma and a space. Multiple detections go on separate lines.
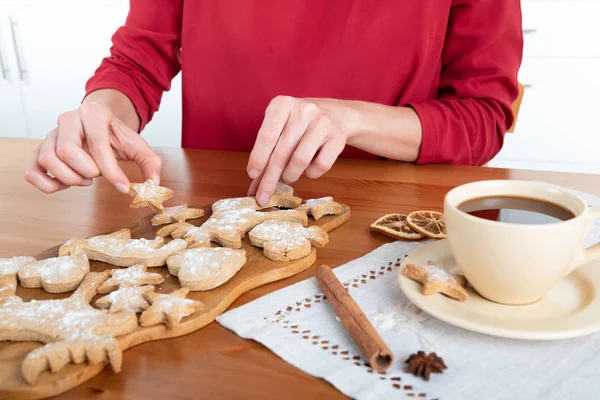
110, 120, 163, 185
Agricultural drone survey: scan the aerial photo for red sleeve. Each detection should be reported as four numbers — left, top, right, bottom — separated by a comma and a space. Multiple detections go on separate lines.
410, 0, 523, 166
85, 1, 182, 131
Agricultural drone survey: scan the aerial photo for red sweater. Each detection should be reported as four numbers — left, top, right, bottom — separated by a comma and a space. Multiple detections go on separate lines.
86, 0, 523, 165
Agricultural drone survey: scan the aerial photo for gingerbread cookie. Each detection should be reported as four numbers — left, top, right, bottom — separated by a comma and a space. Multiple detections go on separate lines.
299, 197, 343, 220
166, 247, 247, 291
97, 264, 164, 294
402, 261, 468, 301
59, 228, 188, 267
0, 256, 37, 276
0, 271, 138, 385
0, 274, 17, 301
151, 204, 205, 226
96, 285, 155, 313
129, 179, 174, 212
249, 220, 329, 261
17, 254, 90, 293
274, 182, 295, 197
156, 222, 196, 238
139, 288, 204, 328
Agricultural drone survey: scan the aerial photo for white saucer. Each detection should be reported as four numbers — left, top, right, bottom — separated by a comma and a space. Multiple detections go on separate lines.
398, 239, 600, 340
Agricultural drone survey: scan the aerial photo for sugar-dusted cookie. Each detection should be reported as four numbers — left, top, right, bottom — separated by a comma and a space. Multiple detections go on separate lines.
166, 247, 247, 291
59, 228, 188, 267
139, 288, 204, 328
0, 274, 17, 301
156, 222, 196, 238
129, 179, 174, 213
402, 261, 468, 301
0, 271, 138, 385
0, 256, 37, 276
274, 182, 295, 197
97, 264, 164, 294
151, 204, 205, 226
299, 197, 343, 220
249, 220, 329, 261
17, 254, 90, 293
96, 285, 155, 313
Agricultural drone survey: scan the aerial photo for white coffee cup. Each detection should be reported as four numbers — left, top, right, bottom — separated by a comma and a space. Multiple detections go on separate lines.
444, 180, 600, 305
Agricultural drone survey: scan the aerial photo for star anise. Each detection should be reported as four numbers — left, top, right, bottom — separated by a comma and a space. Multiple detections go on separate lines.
405, 351, 447, 381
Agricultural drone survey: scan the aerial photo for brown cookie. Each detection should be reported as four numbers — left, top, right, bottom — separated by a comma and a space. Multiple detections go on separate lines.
97, 264, 164, 294
151, 204, 205, 226
59, 229, 188, 267
96, 285, 155, 313
17, 254, 90, 293
401, 261, 468, 301
299, 197, 343, 220
0, 271, 138, 385
248, 220, 329, 261
139, 288, 204, 329
128, 179, 174, 213
166, 247, 247, 290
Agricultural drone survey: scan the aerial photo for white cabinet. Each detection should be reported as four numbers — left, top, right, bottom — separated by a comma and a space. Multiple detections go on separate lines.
0, 9, 28, 138
490, 0, 600, 174
0, 0, 182, 148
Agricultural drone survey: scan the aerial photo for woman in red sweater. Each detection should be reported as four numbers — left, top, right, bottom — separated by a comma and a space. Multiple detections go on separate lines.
25, 0, 522, 206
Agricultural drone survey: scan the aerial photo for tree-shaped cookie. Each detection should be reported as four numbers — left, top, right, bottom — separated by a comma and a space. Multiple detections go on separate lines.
249, 220, 329, 261
151, 204, 205, 226
0, 270, 138, 385
59, 228, 188, 267
128, 179, 174, 212
17, 254, 90, 293
97, 264, 164, 294
96, 285, 155, 313
139, 288, 203, 328
166, 247, 247, 291
299, 197, 343, 220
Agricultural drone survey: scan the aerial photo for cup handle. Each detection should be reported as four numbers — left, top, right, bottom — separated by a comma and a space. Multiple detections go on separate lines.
567, 207, 600, 275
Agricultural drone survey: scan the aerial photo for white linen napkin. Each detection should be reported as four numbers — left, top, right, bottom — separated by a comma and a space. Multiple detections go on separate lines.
217, 184, 600, 400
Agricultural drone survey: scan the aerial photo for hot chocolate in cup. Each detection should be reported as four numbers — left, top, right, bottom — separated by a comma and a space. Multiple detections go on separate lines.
444, 180, 600, 305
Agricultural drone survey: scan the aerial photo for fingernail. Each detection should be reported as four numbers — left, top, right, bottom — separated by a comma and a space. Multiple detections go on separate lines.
116, 182, 130, 194
257, 192, 270, 206
152, 175, 160, 185
248, 169, 260, 179
81, 178, 93, 186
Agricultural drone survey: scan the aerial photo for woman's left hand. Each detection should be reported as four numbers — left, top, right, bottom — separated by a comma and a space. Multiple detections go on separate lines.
247, 95, 351, 205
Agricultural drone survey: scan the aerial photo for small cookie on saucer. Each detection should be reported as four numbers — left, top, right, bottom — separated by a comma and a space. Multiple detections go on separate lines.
402, 261, 468, 301
129, 179, 174, 213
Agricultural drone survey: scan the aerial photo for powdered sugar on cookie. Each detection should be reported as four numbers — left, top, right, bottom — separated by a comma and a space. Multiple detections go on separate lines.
0, 256, 37, 276
18, 254, 90, 293
249, 220, 328, 261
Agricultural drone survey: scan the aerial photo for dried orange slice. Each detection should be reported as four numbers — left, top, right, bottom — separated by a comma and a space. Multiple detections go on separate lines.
406, 211, 447, 239
370, 214, 425, 241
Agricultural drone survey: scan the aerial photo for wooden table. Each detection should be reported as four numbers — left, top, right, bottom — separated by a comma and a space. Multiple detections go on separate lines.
1, 138, 599, 399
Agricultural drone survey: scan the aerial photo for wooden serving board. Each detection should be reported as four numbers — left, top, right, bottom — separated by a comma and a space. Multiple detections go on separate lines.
0, 203, 351, 399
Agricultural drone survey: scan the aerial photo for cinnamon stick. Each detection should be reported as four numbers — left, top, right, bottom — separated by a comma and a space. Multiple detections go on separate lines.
315, 265, 394, 373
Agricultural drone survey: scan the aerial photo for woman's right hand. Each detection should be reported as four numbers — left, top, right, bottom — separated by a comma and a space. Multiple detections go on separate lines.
25, 102, 162, 194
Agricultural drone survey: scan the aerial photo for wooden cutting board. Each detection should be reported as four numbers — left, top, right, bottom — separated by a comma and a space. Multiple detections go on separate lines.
0, 202, 351, 399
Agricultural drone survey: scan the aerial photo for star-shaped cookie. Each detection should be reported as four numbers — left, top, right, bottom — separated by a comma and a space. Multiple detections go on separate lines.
248, 220, 329, 261
401, 261, 468, 301
129, 179, 174, 213
151, 204, 205, 226
299, 197, 343, 220
97, 264, 164, 294
139, 288, 204, 329
96, 285, 155, 313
